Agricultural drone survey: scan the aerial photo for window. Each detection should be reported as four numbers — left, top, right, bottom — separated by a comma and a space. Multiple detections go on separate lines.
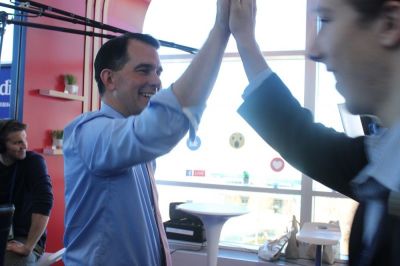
0, 0, 14, 119
144, 0, 355, 256
312, 63, 359, 254
0, 0, 14, 64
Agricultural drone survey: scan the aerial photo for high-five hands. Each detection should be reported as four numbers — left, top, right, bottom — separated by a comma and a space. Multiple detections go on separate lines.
228, 0, 270, 82
229, 0, 257, 41
216, 0, 231, 34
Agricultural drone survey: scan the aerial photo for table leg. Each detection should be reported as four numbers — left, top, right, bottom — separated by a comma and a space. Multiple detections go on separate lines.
200, 215, 228, 266
315, 245, 322, 266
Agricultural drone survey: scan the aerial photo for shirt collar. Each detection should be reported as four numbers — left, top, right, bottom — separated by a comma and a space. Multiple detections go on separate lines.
100, 101, 126, 119
353, 120, 400, 192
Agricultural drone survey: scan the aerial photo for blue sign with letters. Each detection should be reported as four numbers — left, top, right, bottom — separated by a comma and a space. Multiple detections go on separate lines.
0, 65, 11, 118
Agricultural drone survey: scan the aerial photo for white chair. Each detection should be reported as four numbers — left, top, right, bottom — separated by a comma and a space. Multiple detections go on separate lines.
37, 247, 65, 266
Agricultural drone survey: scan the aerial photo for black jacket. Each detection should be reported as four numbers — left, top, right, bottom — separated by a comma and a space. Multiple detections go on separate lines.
238, 73, 398, 266
0, 151, 53, 250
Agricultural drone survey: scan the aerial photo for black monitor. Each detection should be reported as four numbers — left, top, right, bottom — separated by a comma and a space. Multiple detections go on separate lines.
0, 204, 14, 265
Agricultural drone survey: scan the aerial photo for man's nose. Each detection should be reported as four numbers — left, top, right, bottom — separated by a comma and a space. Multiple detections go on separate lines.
21, 141, 27, 149
151, 73, 162, 89
307, 37, 324, 62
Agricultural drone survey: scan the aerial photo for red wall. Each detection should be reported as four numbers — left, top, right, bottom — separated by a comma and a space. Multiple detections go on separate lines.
107, 0, 149, 33
23, 0, 86, 255
20, 0, 150, 259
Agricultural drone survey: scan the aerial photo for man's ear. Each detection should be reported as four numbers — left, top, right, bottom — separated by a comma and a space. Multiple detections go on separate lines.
100, 69, 115, 92
379, 2, 400, 47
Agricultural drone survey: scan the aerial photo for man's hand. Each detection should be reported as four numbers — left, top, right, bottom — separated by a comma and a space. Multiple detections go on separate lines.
230, 0, 257, 41
7, 240, 32, 256
229, 0, 269, 82
216, 0, 231, 34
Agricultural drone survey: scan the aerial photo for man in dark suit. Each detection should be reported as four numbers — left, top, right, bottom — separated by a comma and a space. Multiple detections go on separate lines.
229, 0, 400, 265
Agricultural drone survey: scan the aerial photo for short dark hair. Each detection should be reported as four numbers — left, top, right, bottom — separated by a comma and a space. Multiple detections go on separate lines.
0, 119, 27, 153
348, 0, 389, 21
94, 33, 160, 96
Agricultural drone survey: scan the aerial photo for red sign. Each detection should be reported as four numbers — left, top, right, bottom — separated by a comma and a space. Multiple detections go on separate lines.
270, 157, 285, 172
193, 170, 205, 177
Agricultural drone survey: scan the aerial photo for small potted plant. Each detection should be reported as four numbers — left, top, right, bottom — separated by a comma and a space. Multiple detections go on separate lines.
64, 74, 78, 94
51, 129, 64, 149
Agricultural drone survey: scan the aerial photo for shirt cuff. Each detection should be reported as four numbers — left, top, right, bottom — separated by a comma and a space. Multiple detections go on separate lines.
183, 104, 205, 141
153, 84, 206, 142
242, 68, 274, 99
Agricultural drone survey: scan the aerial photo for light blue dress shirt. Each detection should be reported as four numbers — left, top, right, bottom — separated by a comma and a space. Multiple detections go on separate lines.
63, 87, 203, 266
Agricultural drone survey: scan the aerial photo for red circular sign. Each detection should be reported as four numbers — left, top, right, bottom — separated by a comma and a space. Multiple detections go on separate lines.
270, 157, 285, 172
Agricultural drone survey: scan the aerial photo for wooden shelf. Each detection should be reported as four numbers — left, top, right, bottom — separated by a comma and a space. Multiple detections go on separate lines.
43, 147, 63, 155
39, 89, 85, 101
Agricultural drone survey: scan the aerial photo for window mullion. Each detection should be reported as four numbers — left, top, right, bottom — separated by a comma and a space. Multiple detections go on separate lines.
300, 0, 318, 225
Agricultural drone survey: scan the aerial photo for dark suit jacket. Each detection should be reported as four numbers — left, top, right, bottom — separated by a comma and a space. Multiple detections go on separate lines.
237, 73, 399, 266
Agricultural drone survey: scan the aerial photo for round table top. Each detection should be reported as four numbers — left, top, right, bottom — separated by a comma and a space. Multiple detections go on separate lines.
297, 222, 341, 245
177, 202, 248, 217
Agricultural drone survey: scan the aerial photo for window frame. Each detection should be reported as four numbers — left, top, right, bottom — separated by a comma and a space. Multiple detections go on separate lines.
154, 0, 346, 223
150, 0, 353, 255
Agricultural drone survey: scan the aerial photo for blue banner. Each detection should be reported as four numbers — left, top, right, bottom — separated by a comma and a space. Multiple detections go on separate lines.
0, 65, 11, 119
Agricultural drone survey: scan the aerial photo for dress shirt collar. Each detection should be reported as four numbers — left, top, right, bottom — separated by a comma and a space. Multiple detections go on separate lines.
100, 101, 126, 118
353, 120, 400, 192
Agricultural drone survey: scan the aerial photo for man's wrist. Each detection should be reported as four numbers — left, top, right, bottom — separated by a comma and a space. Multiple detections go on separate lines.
24, 241, 35, 252
236, 36, 258, 52
210, 24, 231, 40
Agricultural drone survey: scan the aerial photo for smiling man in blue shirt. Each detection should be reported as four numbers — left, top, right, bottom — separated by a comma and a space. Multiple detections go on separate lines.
63, 1, 231, 265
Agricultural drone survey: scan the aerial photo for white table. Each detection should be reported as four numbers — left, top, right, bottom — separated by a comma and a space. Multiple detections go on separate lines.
297, 222, 341, 266
177, 202, 248, 266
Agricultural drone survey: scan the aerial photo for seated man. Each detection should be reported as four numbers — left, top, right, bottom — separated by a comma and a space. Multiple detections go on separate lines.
0, 119, 54, 265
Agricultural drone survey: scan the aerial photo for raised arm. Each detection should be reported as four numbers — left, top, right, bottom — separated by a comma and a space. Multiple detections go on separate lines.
231, 0, 368, 199
172, 0, 231, 107
229, 0, 270, 81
